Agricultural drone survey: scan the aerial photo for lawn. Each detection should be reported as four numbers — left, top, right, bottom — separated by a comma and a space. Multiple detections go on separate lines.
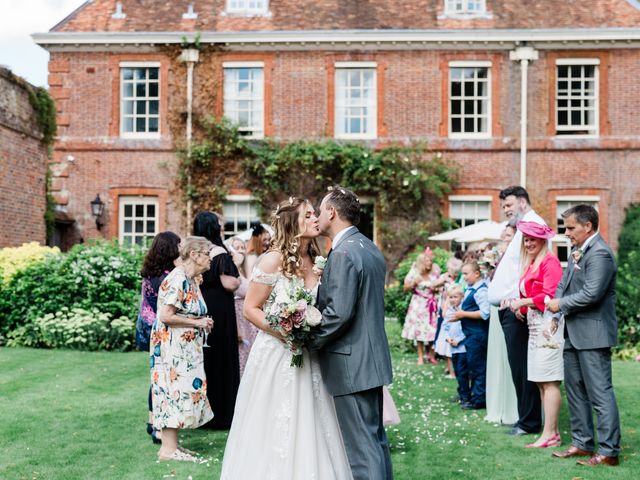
0, 321, 638, 480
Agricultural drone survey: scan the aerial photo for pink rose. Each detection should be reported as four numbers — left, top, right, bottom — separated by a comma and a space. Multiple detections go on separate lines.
279, 318, 293, 333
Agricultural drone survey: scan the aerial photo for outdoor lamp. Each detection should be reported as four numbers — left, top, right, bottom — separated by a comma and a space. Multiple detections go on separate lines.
90, 194, 105, 230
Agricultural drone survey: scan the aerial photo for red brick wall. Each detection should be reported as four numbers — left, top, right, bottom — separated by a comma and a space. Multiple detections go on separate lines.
49, 46, 640, 249
0, 70, 48, 247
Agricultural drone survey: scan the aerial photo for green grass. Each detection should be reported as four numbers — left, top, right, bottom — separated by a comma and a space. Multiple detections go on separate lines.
0, 322, 637, 479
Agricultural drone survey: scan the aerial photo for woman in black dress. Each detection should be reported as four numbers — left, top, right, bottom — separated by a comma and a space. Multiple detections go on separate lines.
193, 212, 241, 429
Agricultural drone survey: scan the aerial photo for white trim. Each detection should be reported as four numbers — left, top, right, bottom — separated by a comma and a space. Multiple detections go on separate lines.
448, 63, 491, 138
225, 194, 255, 201
222, 61, 264, 68
448, 195, 493, 201
335, 61, 378, 68
556, 195, 601, 202
33, 28, 640, 48
334, 67, 378, 140
118, 195, 159, 246
555, 62, 599, 136
556, 58, 601, 66
119, 61, 161, 68
449, 60, 492, 67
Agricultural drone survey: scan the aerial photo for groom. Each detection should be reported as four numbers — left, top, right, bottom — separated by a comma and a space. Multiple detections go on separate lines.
308, 185, 394, 480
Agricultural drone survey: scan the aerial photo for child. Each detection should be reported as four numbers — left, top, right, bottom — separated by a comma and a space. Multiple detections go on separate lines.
434, 257, 463, 377
450, 260, 490, 410
443, 284, 468, 401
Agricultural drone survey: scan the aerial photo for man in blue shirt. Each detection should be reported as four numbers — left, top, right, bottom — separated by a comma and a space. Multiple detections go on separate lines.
451, 260, 490, 409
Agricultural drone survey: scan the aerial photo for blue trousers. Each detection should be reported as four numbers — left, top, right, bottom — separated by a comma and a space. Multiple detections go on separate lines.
452, 352, 470, 402
461, 323, 488, 407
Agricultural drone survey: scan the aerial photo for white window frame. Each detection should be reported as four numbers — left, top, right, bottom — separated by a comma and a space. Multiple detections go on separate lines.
119, 62, 161, 139
118, 196, 159, 246
448, 61, 492, 139
225, 0, 269, 16
444, 0, 486, 15
448, 195, 492, 227
223, 61, 265, 139
555, 58, 599, 138
222, 195, 260, 239
335, 62, 378, 140
553, 196, 600, 266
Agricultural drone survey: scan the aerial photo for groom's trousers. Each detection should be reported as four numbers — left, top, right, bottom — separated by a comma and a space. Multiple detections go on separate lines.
334, 386, 393, 480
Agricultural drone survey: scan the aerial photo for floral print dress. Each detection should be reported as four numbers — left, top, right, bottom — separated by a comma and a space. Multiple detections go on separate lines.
401, 266, 440, 343
150, 268, 214, 429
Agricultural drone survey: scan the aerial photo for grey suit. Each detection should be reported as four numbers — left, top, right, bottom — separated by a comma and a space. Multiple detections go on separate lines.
308, 227, 393, 480
555, 233, 621, 457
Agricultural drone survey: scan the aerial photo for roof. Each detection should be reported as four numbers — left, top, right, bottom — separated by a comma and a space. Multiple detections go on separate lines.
49, 1, 640, 33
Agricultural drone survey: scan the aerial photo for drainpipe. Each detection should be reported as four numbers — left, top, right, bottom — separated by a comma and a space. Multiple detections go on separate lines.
180, 47, 200, 232
509, 45, 538, 188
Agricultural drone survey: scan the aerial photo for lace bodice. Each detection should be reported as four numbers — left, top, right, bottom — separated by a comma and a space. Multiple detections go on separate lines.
251, 266, 319, 310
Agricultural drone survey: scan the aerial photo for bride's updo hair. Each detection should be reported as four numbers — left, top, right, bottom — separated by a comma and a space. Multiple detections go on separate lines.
271, 197, 321, 278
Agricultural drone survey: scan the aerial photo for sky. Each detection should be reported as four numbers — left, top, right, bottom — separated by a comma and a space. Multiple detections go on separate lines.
0, 0, 86, 87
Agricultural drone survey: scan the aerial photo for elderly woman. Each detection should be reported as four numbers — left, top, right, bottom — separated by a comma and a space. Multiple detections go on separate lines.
508, 221, 563, 448
150, 236, 215, 461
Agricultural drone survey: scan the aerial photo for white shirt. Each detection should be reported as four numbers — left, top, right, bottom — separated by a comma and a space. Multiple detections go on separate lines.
487, 209, 547, 305
332, 225, 356, 250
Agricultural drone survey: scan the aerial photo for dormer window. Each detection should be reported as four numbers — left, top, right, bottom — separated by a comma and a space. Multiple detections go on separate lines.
226, 0, 269, 16
445, 0, 486, 15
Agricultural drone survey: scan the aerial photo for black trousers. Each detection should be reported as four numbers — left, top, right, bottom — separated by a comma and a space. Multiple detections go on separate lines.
498, 308, 541, 432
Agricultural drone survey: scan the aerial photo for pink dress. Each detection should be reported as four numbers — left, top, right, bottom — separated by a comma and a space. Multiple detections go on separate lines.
234, 277, 259, 377
401, 266, 441, 343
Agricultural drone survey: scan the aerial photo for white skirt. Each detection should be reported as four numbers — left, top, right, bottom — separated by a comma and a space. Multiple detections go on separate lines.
527, 308, 565, 383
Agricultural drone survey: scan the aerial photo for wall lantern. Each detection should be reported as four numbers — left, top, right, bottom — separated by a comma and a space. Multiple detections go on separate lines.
90, 194, 105, 230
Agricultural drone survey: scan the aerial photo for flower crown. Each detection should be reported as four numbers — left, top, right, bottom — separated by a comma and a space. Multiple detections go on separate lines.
273, 196, 296, 219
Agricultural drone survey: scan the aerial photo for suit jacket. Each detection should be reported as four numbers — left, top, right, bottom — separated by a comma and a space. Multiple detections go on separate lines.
555, 233, 618, 350
308, 228, 393, 397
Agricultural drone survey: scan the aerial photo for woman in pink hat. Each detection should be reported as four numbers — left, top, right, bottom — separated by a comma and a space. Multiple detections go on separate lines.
508, 221, 564, 448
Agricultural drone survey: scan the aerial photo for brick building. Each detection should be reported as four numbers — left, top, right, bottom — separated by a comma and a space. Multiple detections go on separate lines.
0, 68, 48, 247
33, 0, 640, 259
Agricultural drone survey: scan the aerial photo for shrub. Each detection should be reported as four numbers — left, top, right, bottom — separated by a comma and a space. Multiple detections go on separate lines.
384, 246, 451, 324
616, 250, 640, 348
0, 241, 144, 339
0, 242, 60, 284
6, 307, 134, 351
617, 203, 640, 266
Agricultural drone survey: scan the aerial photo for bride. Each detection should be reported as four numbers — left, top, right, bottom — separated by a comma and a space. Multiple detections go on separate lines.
220, 197, 353, 480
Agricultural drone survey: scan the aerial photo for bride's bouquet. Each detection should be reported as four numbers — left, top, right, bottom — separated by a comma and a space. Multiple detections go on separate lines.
265, 282, 322, 367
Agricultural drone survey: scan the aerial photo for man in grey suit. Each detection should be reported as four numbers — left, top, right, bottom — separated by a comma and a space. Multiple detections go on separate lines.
308, 185, 394, 480
547, 204, 621, 467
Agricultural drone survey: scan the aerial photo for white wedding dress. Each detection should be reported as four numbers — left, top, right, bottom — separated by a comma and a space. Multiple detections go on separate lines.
220, 267, 353, 480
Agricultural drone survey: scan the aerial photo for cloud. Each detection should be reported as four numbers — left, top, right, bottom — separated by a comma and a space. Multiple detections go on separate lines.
0, 0, 86, 86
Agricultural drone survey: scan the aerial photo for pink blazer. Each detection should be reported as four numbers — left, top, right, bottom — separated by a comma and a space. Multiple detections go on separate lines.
520, 253, 563, 313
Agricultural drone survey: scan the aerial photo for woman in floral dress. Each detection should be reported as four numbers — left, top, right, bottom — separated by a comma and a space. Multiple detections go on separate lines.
150, 236, 215, 462
401, 249, 445, 364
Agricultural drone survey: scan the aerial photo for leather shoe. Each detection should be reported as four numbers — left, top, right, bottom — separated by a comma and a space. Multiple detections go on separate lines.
552, 446, 593, 458
577, 454, 619, 466
506, 426, 531, 436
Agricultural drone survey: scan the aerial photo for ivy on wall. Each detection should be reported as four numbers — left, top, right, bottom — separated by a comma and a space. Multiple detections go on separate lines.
177, 116, 458, 270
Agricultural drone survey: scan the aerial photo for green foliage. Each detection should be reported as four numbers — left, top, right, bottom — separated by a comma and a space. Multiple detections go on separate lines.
181, 32, 202, 50
616, 250, 640, 348
384, 246, 451, 323
617, 203, 640, 267
27, 86, 57, 145
6, 307, 134, 351
0, 241, 144, 341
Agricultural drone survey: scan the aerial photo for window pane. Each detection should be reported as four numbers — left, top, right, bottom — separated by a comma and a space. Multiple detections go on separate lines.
464, 82, 474, 96
464, 117, 474, 132
135, 220, 144, 233
135, 205, 144, 217
123, 83, 133, 97
149, 83, 159, 97
124, 220, 132, 233
147, 204, 155, 217
123, 117, 133, 132
136, 83, 146, 97
136, 117, 146, 132
148, 68, 159, 80
124, 205, 133, 217
122, 68, 133, 81
451, 117, 461, 132
134, 68, 145, 80
146, 220, 155, 233
148, 117, 158, 132
451, 100, 461, 115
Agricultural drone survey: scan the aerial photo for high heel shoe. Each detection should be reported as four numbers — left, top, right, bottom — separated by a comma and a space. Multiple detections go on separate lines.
146, 423, 154, 436
151, 428, 162, 445
525, 433, 561, 448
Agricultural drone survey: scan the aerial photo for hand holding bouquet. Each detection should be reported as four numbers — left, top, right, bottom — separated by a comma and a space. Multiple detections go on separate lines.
265, 283, 322, 367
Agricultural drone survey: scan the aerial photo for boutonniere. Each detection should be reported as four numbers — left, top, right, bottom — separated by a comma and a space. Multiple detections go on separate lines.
571, 249, 584, 270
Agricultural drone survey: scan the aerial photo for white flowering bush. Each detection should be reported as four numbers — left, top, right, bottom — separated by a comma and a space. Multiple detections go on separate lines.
0, 241, 144, 347
0, 242, 60, 284
6, 307, 134, 351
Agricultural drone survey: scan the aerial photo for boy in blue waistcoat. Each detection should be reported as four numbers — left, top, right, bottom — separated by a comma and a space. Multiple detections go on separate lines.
450, 260, 490, 409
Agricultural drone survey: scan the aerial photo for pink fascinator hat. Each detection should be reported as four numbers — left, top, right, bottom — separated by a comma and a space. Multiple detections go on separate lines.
516, 221, 555, 240
423, 246, 433, 257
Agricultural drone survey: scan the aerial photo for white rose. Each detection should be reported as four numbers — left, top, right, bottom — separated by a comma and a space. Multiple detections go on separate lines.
305, 305, 322, 327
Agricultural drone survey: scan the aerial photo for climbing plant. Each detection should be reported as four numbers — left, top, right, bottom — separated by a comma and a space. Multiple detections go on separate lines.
176, 116, 459, 271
